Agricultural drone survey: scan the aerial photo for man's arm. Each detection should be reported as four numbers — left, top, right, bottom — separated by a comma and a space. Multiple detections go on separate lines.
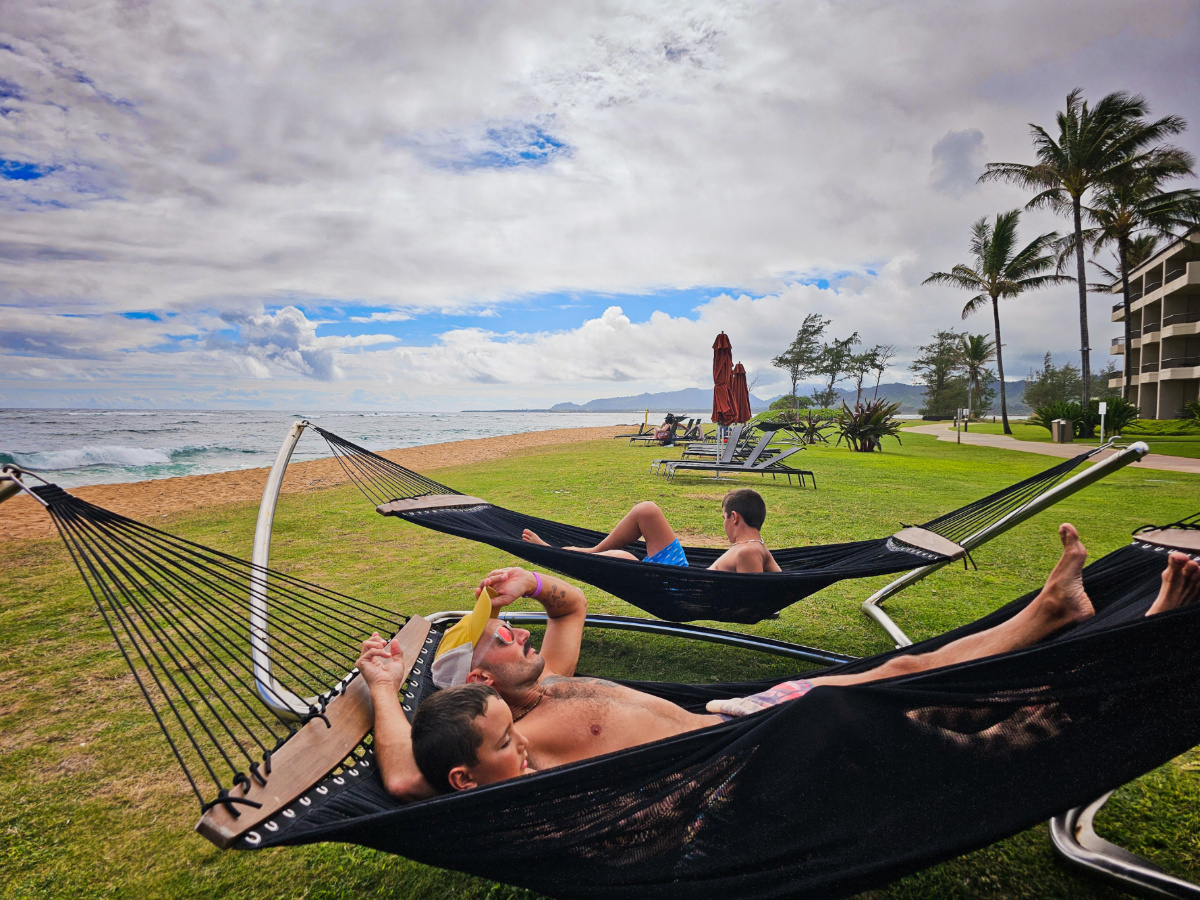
479, 567, 587, 676
357, 634, 438, 803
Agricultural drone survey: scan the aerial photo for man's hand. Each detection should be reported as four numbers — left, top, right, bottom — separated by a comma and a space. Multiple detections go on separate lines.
357, 632, 404, 692
477, 567, 537, 608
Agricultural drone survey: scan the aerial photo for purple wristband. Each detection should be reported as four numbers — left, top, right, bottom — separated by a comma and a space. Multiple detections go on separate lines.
532, 572, 543, 599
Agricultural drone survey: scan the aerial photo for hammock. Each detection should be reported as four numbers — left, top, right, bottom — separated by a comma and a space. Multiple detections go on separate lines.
312, 425, 1145, 622
9, 470, 1200, 899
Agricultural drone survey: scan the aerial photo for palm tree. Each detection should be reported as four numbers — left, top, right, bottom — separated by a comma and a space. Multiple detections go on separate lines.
1082, 160, 1200, 400
956, 333, 996, 431
923, 210, 1068, 434
979, 88, 1187, 406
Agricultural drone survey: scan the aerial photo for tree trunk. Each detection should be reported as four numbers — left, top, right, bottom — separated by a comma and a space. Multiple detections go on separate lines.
1073, 197, 1091, 407
1119, 234, 1133, 404
965, 381, 972, 432
992, 296, 1011, 435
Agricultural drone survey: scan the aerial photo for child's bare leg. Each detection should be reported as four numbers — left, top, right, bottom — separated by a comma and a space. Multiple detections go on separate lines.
1146, 552, 1200, 616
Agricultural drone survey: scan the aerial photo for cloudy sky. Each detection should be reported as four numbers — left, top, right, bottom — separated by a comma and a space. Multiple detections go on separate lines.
2, 1, 1198, 410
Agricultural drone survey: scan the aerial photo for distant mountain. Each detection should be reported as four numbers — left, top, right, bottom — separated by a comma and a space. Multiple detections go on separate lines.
550, 380, 1031, 416
551, 387, 771, 413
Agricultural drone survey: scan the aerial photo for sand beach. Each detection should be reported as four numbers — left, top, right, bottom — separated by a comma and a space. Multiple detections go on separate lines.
1, 424, 627, 542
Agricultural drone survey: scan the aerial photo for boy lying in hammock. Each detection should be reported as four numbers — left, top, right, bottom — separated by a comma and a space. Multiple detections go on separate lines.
520, 488, 782, 572
356, 524, 1200, 800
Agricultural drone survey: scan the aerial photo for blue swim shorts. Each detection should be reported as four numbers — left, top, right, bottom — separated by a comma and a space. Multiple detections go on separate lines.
644, 538, 689, 567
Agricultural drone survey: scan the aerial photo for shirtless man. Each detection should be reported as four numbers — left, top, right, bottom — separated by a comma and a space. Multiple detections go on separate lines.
520, 488, 781, 573
356, 524, 1200, 798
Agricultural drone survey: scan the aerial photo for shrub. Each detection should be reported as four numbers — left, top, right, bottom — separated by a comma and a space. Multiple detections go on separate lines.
1123, 418, 1200, 437
836, 399, 903, 452
769, 395, 813, 412
792, 410, 837, 444
1183, 400, 1200, 421
1095, 397, 1139, 436
1030, 401, 1083, 434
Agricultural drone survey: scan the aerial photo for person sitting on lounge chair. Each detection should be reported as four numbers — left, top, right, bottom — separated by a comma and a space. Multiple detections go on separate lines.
355, 524, 1200, 796
520, 488, 781, 573
652, 414, 678, 441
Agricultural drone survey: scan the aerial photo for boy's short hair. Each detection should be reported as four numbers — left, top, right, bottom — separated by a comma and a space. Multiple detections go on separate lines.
722, 488, 767, 530
411, 683, 497, 793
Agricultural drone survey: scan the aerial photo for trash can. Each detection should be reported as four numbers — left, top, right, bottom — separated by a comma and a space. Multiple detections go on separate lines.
1051, 419, 1074, 443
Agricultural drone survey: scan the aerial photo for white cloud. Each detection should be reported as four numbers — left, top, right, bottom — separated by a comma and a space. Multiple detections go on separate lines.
0, 0, 1196, 408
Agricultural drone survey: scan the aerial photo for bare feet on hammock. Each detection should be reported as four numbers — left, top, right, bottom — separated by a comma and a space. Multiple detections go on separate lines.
521, 528, 592, 553
1147, 551, 1200, 616
1036, 523, 1095, 628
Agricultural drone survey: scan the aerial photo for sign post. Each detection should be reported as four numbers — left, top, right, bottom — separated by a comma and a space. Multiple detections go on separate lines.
1099, 401, 1107, 444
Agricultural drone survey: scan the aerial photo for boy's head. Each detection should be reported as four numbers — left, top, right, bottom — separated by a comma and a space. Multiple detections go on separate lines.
411, 683, 530, 792
722, 488, 767, 530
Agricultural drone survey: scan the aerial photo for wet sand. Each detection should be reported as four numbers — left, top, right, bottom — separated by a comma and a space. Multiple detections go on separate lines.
1, 425, 628, 542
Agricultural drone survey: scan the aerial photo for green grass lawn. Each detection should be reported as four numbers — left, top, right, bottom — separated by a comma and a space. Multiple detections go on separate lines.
3, 431, 1199, 899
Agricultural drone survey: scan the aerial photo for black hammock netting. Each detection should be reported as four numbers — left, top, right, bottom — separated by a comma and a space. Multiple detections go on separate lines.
23, 479, 1200, 899
312, 425, 1104, 622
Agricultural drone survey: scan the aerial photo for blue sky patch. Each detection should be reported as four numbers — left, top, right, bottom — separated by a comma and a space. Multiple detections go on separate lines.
0, 159, 53, 181
408, 119, 571, 171
121, 311, 161, 321
306, 286, 761, 347
0, 78, 22, 100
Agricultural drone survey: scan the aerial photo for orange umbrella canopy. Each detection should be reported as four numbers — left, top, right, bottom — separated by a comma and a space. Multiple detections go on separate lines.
731, 362, 752, 423
712, 332, 737, 426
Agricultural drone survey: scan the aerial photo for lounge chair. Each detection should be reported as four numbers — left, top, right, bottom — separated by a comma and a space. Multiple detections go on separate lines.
611, 410, 653, 439
651, 424, 747, 474
629, 416, 696, 447
661, 437, 814, 486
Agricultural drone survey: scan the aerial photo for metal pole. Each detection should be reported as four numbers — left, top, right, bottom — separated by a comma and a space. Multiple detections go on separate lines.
250, 420, 313, 721
861, 441, 1150, 647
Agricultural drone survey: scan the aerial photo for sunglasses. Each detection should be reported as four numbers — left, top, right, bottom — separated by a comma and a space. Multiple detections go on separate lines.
491, 623, 517, 645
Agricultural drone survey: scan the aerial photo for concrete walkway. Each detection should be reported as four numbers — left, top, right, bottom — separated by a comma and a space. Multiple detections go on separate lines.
905, 422, 1200, 476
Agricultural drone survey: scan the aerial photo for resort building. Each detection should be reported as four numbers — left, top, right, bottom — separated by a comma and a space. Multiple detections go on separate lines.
1110, 228, 1200, 418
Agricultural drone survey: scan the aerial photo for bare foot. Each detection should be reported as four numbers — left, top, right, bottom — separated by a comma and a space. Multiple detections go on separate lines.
521, 528, 550, 546
1146, 552, 1200, 616
1037, 523, 1094, 626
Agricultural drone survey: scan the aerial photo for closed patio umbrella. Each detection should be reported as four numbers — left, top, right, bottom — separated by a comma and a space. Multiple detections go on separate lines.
731, 362, 752, 423
712, 332, 737, 426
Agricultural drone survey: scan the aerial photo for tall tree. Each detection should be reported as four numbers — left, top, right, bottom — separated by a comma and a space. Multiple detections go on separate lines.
979, 88, 1188, 406
1077, 158, 1200, 400
811, 333, 860, 408
848, 345, 880, 407
870, 344, 896, 400
956, 333, 996, 430
909, 331, 965, 416
772, 313, 828, 412
923, 210, 1067, 434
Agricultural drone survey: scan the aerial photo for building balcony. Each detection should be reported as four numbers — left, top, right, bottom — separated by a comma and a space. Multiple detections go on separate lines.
1163, 311, 1200, 326
1111, 336, 1124, 354
1161, 356, 1200, 371
1142, 321, 1162, 335
1142, 362, 1159, 373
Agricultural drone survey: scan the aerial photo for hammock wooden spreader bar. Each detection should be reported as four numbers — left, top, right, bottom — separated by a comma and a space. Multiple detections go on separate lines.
197, 615, 430, 848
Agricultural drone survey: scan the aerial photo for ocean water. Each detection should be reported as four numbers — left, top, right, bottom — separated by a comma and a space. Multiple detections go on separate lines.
0, 409, 646, 488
